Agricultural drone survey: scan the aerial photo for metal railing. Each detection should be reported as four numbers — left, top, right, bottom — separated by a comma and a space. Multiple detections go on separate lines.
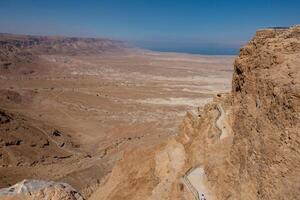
182, 167, 200, 200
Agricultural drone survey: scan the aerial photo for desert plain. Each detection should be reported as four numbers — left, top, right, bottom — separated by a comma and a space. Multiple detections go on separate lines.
0, 37, 234, 197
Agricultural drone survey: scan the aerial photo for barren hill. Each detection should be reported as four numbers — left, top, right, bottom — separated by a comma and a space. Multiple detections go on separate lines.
89, 26, 300, 200
0, 33, 131, 75
0, 33, 129, 55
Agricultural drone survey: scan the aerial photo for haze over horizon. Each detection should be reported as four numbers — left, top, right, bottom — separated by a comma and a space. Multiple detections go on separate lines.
0, 0, 299, 55
0, 1, 299, 199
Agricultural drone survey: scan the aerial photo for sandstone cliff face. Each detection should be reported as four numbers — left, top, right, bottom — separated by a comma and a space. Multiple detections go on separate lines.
226, 26, 300, 199
89, 26, 300, 200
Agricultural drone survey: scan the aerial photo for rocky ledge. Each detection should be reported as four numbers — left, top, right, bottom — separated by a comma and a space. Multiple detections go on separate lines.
0, 179, 84, 200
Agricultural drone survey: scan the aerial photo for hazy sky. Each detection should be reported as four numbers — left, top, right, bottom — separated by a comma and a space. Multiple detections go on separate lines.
0, 0, 299, 54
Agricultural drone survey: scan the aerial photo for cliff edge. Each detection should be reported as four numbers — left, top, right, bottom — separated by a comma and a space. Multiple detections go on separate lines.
89, 25, 300, 200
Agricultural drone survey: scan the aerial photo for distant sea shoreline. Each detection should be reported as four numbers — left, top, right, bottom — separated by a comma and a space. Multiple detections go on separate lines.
146, 47, 239, 56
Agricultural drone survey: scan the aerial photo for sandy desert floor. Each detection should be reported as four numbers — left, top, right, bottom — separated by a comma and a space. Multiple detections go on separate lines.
0, 50, 234, 197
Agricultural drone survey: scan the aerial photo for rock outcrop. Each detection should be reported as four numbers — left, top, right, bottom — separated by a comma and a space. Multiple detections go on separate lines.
89, 26, 300, 199
220, 25, 300, 199
0, 180, 84, 200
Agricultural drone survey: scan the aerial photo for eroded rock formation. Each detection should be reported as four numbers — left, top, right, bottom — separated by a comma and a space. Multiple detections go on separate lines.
0, 180, 84, 200
89, 26, 300, 200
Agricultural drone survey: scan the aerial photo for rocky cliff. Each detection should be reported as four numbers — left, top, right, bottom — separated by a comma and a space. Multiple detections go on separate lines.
221, 26, 300, 199
89, 26, 300, 200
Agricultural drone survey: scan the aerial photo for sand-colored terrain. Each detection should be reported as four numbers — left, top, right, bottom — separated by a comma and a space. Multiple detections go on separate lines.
0, 34, 234, 198
1, 25, 299, 200
89, 25, 300, 200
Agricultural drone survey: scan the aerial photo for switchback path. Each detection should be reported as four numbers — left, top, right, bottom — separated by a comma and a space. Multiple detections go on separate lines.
182, 104, 228, 199
215, 104, 227, 139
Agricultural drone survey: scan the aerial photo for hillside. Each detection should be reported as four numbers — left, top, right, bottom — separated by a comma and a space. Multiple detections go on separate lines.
0, 92, 85, 189
89, 25, 300, 200
0, 33, 131, 75
0, 33, 129, 55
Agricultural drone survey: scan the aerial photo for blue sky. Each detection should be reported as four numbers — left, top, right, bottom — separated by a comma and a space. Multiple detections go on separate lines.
0, 0, 299, 54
